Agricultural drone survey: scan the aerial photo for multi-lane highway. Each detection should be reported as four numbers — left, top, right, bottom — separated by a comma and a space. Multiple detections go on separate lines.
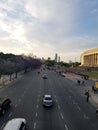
0, 68, 98, 130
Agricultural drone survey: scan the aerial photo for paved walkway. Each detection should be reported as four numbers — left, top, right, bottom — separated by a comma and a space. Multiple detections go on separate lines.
65, 72, 98, 108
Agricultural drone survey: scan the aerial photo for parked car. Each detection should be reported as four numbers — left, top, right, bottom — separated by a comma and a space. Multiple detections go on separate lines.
43, 95, 53, 107
3, 118, 26, 130
0, 98, 11, 116
42, 74, 48, 79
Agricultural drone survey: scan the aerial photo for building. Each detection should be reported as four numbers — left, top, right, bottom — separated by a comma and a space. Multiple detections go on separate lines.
58, 56, 60, 63
81, 48, 98, 67
55, 53, 58, 63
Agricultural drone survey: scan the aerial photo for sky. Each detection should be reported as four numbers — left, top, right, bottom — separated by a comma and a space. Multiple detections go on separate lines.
0, 0, 98, 62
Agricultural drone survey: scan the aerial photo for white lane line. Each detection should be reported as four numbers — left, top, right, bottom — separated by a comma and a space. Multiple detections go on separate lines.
73, 100, 77, 105
84, 114, 89, 119
65, 124, 69, 130
60, 113, 64, 120
36, 104, 39, 108
58, 105, 61, 110
5, 95, 8, 98
54, 95, 56, 98
22, 94, 25, 97
15, 104, 18, 108
36, 112, 38, 117
56, 99, 58, 103
24, 91, 26, 94
69, 95, 72, 98
18, 99, 21, 102
38, 93, 40, 98
39, 91, 40, 95
1, 123, 5, 129
37, 98, 39, 102
8, 112, 13, 117
77, 106, 81, 111
33, 122, 36, 129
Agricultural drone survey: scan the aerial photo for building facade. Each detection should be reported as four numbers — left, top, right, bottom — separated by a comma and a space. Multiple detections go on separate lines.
81, 48, 98, 67
55, 53, 58, 63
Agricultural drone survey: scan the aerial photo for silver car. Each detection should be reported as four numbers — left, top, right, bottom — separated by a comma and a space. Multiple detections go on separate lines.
43, 95, 53, 107
3, 118, 26, 130
42, 74, 48, 79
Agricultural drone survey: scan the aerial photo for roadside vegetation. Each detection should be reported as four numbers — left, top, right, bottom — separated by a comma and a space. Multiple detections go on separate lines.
0, 52, 42, 81
45, 59, 81, 67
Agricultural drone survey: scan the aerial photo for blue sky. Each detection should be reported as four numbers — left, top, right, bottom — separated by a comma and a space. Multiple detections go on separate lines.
0, 0, 98, 62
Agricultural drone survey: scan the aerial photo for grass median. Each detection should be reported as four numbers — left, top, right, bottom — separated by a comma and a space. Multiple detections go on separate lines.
86, 72, 98, 79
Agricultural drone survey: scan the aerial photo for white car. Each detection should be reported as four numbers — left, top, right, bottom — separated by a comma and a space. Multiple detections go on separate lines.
42, 74, 48, 79
43, 95, 53, 107
3, 118, 26, 130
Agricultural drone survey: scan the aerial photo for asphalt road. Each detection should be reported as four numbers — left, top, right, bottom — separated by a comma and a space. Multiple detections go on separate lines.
0, 68, 98, 130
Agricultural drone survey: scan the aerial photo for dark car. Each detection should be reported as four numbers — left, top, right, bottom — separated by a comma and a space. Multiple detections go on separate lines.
0, 98, 11, 115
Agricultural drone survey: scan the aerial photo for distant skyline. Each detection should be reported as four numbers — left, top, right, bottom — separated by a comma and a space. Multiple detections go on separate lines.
0, 0, 98, 62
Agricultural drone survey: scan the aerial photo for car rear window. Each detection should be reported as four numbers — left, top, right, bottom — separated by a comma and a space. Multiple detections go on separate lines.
45, 97, 52, 100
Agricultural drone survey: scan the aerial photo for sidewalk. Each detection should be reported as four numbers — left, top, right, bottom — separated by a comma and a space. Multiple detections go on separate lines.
0, 71, 24, 89
90, 92, 98, 107
65, 72, 98, 108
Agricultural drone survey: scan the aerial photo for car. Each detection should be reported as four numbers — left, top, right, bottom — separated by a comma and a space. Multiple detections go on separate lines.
61, 72, 65, 77
0, 98, 11, 116
42, 74, 47, 79
3, 118, 26, 130
38, 71, 40, 74
43, 95, 53, 107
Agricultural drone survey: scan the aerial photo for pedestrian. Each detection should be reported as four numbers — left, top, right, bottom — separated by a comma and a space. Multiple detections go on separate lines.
82, 80, 84, 85
96, 108, 98, 115
85, 90, 90, 102
86, 94, 90, 102
92, 85, 97, 94
77, 80, 80, 85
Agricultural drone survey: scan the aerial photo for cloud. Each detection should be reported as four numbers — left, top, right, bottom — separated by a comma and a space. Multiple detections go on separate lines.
0, 0, 98, 62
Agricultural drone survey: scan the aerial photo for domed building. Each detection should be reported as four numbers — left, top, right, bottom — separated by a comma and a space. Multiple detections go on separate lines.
81, 48, 98, 67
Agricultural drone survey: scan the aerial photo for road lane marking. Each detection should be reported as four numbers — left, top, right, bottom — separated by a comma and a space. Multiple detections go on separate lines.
54, 95, 56, 98
77, 106, 81, 111
38, 93, 40, 98
58, 105, 61, 110
37, 98, 39, 102
8, 112, 13, 117
56, 99, 58, 103
36, 112, 38, 117
36, 104, 39, 108
5, 95, 8, 98
15, 104, 18, 108
19, 99, 21, 102
65, 124, 69, 130
61, 113, 64, 120
22, 93, 25, 97
33, 122, 36, 129
72, 100, 77, 105
84, 114, 89, 119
